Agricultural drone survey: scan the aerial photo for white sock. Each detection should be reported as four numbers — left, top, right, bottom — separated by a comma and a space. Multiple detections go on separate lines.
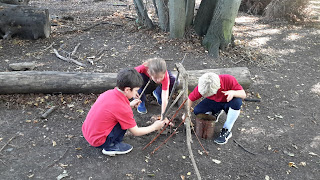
223, 108, 240, 132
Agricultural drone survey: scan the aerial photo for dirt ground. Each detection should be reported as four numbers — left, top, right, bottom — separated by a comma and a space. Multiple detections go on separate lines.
0, 0, 320, 179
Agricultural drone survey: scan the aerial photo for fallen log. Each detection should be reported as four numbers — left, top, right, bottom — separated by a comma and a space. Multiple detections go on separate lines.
0, 0, 29, 5
0, 3, 50, 39
0, 67, 251, 94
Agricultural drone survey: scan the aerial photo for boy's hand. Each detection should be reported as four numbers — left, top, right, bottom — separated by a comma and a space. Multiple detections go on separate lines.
162, 117, 174, 127
130, 99, 141, 108
222, 90, 235, 102
153, 119, 166, 130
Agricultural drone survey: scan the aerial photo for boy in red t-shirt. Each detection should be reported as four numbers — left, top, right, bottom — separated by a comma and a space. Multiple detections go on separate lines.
187, 72, 246, 144
82, 68, 169, 156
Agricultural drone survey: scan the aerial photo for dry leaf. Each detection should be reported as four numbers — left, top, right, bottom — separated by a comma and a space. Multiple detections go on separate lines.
52, 140, 57, 147
180, 175, 185, 180
187, 172, 191, 176
288, 162, 298, 168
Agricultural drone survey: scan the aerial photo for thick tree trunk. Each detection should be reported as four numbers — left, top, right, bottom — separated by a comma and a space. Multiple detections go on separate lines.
169, 0, 186, 38
194, 0, 218, 36
0, 3, 50, 40
0, 67, 251, 94
156, 0, 169, 32
133, 0, 154, 29
185, 0, 195, 27
202, 0, 241, 58
0, 0, 29, 5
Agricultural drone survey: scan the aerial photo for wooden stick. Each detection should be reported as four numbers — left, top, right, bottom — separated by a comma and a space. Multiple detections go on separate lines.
233, 140, 256, 155
166, 88, 185, 116
142, 98, 187, 150
0, 135, 18, 153
138, 80, 151, 100
151, 115, 187, 154
177, 62, 202, 180
41, 106, 57, 119
53, 49, 86, 67
71, 43, 81, 56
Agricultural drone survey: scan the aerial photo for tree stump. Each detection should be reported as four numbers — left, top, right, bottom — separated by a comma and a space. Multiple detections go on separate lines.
0, 3, 50, 39
195, 114, 216, 139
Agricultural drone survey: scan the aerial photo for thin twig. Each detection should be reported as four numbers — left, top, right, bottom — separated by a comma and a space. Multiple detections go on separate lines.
0, 135, 18, 153
191, 125, 209, 156
53, 49, 86, 67
71, 43, 81, 56
138, 80, 151, 100
151, 115, 187, 154
46, 148, 69, 169
143, 98, 188, 150
233, 139, 256, 155
166, 88, 185, 115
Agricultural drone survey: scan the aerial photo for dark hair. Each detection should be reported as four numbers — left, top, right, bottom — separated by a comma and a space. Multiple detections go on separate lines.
117, 68, 143, 90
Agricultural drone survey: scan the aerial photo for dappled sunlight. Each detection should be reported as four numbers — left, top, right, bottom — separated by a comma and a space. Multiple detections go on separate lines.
285, 33, 303, 41
249, 37, 271, 46
235, 15, 259, 23
311, 82, 320, 95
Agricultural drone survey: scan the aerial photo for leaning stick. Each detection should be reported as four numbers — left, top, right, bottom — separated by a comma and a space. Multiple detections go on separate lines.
151, 115, 187, 154
143, 98, 187, 150
138, 80, 151, 100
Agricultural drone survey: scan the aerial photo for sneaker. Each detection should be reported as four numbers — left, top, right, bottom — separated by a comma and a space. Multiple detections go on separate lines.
137, 101, 147, 114
152, 90, 162, 105
213, 110, 224, 123
214, 128, 232, 145
102, 142, 133, 156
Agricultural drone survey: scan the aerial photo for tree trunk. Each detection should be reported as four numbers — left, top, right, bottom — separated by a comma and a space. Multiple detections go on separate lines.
202, 0, 241, 58
185, 0, 195, 27
156, 0, 169, 32
0, 67, 251, 94
0, 0, 29, 5
133, 0, 154, 29
194, 0, 218, 36
0, 3, 50, 40
169, 0, 186, 38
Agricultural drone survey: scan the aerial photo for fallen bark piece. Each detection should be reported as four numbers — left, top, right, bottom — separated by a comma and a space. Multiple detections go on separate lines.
9, 62, 36, 71
0, 67, 251, 94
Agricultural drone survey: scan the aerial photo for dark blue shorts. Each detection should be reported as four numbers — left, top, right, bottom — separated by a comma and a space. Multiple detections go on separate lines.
193, 97, 243, 115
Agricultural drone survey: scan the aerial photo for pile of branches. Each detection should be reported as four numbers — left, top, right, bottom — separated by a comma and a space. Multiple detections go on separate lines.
240, 0, 310, 22
264, 0, 310, 22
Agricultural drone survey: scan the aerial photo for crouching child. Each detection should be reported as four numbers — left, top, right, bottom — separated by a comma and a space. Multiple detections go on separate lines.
82, 68, 169, 156
187, 73, 246, 144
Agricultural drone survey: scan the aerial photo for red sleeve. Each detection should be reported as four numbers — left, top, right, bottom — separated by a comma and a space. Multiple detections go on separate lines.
188, 86, 203, 101
222, 74, 243, 90
135, 65, 149, 76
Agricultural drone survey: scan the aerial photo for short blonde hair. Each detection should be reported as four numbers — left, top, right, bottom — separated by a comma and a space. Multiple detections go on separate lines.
198, 73, 220, 97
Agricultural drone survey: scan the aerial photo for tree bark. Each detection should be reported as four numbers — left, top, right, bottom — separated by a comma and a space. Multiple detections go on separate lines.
202, 0, 241, 58
0, 3, 50, 40
133, 0, 154, 29
0, 67, 251, 94
156, 0, 169, 32
169, 0, 186, 38
185, 0, 195, 27
194, 0, 218, 36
